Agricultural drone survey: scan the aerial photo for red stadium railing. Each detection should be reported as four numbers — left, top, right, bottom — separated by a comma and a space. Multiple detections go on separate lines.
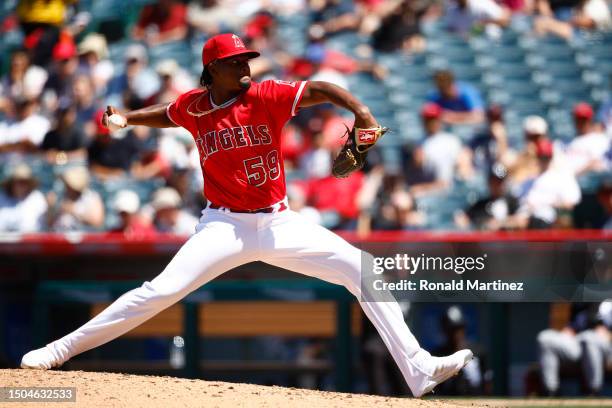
0, 229, 609, 256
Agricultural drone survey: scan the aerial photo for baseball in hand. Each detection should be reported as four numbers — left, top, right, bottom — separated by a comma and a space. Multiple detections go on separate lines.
107, 114, 127, 131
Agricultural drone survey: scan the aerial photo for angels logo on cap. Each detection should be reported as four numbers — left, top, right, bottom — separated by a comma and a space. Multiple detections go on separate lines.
232, 34, 245, 49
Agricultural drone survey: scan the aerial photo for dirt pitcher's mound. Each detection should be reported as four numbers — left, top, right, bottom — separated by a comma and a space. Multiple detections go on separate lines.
0, 369, 480, 408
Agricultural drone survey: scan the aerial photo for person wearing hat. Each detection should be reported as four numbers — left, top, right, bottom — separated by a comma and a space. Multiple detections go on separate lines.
0, 163, 47, 232
456, 162, 519, 231
109, 189, 156, 238
149, 187, 198, 235
565, 102, 610, 175
419, 102, 465, 188
43, 32, 79, 103
510, 138, 581, 229
23, 33, 474, 399
505, 115, 552, 188
47, 166, 104, 231
77, 33, 114, 94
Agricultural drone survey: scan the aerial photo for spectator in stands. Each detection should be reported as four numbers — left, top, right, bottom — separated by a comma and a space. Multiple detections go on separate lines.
130, 128, 172, 181
309, 0, 360, 38
537, 301, 612, 396
47, 166, 104, 231
148, 187, 198, 235
132, 0, 188, 46
371, 1, 426, 53
565, 102, 610, 175
455, 163, 519, 231
445, 0, 510, 38
0, 163, 47, 232
534, 0, 612, 40
428, 70, 485, 125
287, 42, 386, 90
401, 144, 444, 197
418, 102, 464, 188
72, 74, 97, 126
535, 0, 580, 20
87, 110, 145, 180
146, 59, 186, 105
598, 179, 612, 230
368, 173, 425, 230
299, 131, 333, 179
40, 98, 89, 164
16, 0, 69, 65
0, 95, 50, 154
468, 105, 512, 173
187, 0, 246, 37
43, 33, 79, 107
106, 44, 159, 107
0, 48, 47, 102
505, 115, 551, 189
511, 138, 581, 229
432, 306, 492, 395
110, 189, 156, 237
76, 33, 114, 95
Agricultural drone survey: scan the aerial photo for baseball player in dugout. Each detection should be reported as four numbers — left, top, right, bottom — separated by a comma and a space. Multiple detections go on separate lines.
20, 33, 472, 397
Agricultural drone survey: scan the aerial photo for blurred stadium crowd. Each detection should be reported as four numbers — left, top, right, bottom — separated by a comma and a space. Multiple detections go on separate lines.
0, 0, 611, 235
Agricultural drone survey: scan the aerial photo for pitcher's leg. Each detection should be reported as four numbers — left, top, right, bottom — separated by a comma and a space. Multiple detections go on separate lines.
261, 212, 466, 396
23, 213, 253, 368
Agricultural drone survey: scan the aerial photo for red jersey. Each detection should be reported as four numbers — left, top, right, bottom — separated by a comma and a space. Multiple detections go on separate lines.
167, 80, 307, 210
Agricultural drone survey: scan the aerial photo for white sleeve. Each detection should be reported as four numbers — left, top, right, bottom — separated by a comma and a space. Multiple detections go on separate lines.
558, 174, 581, 207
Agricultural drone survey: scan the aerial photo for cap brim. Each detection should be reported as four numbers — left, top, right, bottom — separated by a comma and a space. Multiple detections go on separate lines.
210, 49, 260, 65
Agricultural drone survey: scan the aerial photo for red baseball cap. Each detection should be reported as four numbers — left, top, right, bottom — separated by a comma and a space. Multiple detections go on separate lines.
573, 102, 594, 120
202, 33, 260, 66
421, 102, 442, 119
535, 138, 554, 158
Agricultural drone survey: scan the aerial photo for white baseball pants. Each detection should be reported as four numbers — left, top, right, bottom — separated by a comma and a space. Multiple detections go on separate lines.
44, 208, 435, 394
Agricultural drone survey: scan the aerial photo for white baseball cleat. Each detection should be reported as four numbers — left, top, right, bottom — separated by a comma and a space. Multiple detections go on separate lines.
20, 346, 61, 370
413, 349, 474, 398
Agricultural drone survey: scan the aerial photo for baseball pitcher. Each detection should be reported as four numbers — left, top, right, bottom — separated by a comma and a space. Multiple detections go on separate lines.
21, 33, 472, 397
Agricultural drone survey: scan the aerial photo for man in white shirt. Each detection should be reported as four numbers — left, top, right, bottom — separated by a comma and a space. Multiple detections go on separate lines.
0, 97, 50, 154
420, 102, 463, 186
515, 139, 581, 228
565, 103, 610, 175
0, 163, 48, 232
